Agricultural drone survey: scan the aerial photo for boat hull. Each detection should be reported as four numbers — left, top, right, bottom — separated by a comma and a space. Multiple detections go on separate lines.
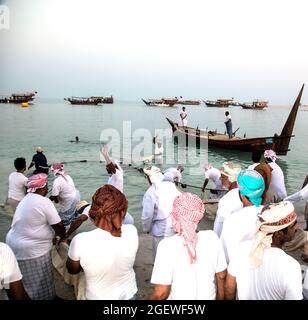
166, 118, 293, 155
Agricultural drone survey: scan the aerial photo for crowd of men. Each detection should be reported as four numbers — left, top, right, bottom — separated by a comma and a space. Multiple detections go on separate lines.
1, 145, 308, 300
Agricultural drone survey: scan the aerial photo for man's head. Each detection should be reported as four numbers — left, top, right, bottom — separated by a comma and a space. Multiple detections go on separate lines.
172, 192, 204, 264
251, 151, 262, 163
250, 201, 298, 267
258, 201, 298, 241
177, 165, 184, 173
237, 169, 265, 207
143, 166, 164, 185
264, 149, 277, 163
27, 173, 48, 196
204, 163, 212, 171
225, 111, 229, 116
36, 146, 43, 153
220, 162, 241, 186
51, 163, 65, 176
89, 185, 128, 237
106, 162, 118, 174
182, 107, 186, 111
14, 157, 26, 171
76, 200, 90, 214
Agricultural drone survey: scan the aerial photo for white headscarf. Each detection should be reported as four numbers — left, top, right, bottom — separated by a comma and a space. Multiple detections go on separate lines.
249, 201, 297, 268
220, 161, 241, 183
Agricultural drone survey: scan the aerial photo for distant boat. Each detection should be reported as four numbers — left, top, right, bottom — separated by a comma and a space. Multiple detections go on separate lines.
203, 99, 233, 108
142, 98, 178, 107
177, 99, 201, 105
0, 91, 37, 104
166, 85, 304, 156
64, 96, 102, 105
91, 96, 114, 104
241, 100, 268, 109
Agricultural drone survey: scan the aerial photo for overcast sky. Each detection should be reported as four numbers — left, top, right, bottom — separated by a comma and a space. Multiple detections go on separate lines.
0, 0, 307, 103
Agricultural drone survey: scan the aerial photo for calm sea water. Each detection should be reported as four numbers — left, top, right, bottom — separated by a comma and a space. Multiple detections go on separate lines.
1, 98, 308, 231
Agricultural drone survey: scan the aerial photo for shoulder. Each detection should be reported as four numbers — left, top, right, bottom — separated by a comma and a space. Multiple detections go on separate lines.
198, 230, 220, 242
122, 224, 138, 238
0, 242, 13, 255
220, 188, 239, 203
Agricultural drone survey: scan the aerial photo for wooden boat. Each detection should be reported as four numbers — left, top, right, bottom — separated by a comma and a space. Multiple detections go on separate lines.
0, 91, 37, 103
241, 100, 268, 109
142, 98, 178, 107
177, 99, 201, 105
91, 96, 114, 103
166, 85, 304, 155
64, 96, 102, 105
203, 99, 233, 108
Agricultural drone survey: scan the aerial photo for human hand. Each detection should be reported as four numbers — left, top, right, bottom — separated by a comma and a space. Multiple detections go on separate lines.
101, 144, 108, 157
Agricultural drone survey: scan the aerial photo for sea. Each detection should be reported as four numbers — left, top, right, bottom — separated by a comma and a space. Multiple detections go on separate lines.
1, 97, 308, 237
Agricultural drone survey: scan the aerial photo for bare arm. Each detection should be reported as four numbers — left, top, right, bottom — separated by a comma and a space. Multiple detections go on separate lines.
224, 272, 237, 300
148, 284, 171, 300
5, 280, 30, 300
202, 178, 209, 192
49, 195, 59, 203
215, 269, 227, 300
51, 221, 66, 239
66, 257, 82, 275
28, 161, 35, 170
302, 175, 308, 189
101, 145, 112, 165
66, 214, 88, 238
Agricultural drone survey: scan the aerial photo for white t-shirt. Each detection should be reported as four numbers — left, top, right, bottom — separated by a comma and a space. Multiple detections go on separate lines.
204, 167, 222, 189
142, 182, 181, 237
225, 114, 232, 121
7, 172, 28, 201
247, 163, 259, 170
51, 175, 78, 211
213, 188, 243, 237
6, 193, 61, 260
228, 240, 303, 300
68, 225, 138, 300
0, 242, 22, 290
267, 162, 287, 201
151, 230, 227, 300
220, 205, 263, 263
107, 161, 124, 193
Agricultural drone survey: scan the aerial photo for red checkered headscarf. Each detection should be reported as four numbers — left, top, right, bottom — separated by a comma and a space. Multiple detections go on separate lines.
51, 163, 67, 181
264, 149, 277, 162
27, 173, 48, 193
172, 193, 205, 264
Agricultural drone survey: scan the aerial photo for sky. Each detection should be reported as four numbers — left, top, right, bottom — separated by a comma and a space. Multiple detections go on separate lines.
0, 0, 307, 104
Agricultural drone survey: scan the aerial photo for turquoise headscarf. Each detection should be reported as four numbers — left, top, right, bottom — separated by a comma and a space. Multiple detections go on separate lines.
237, 170, 265, 207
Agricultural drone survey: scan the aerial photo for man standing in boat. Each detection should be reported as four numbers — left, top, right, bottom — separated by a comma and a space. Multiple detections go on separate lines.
180, 107, 188, 127
224, 111, 232, 139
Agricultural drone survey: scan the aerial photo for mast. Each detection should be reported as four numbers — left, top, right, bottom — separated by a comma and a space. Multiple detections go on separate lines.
275, 84, 304, 155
